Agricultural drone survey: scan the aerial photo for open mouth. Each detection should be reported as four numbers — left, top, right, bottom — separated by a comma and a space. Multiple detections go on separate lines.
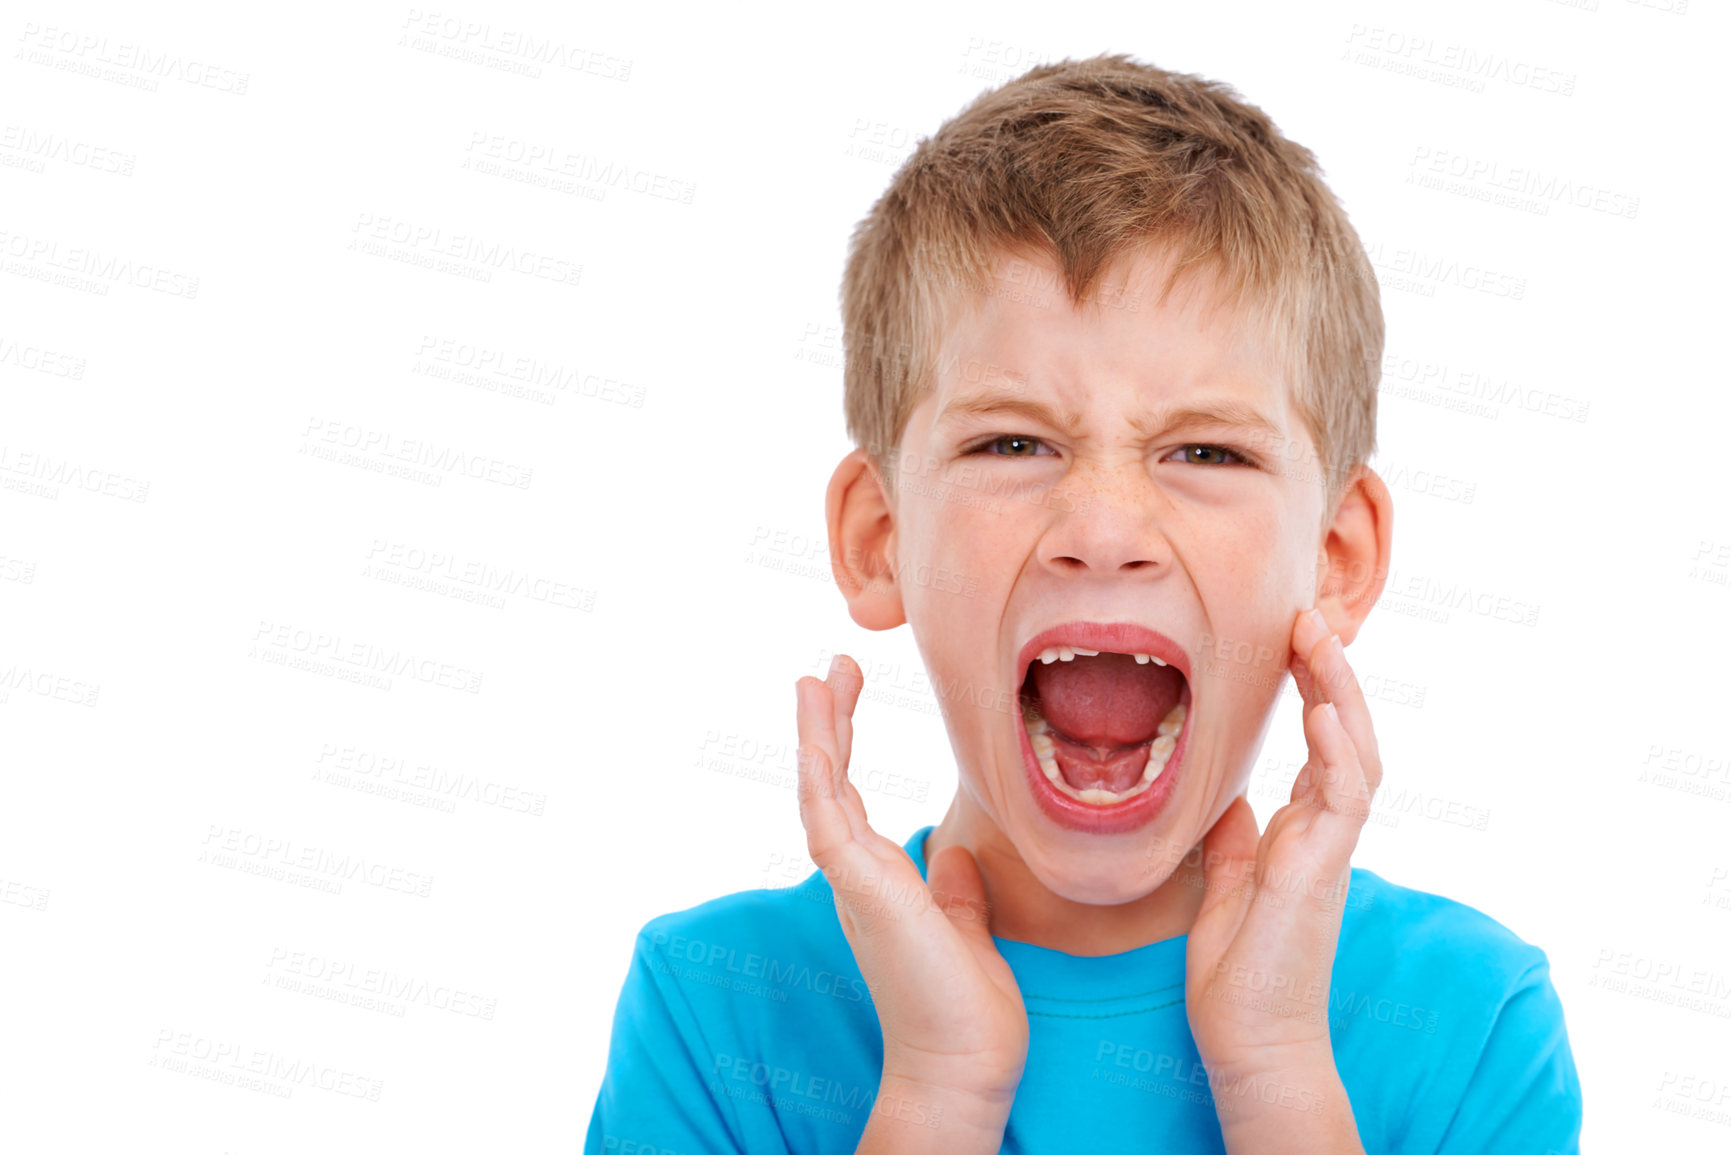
1014, 626, 1193, 817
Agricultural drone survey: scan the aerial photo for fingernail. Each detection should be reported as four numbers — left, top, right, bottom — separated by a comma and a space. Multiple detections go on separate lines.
828, 653, 843, 679
1320, 702, 1340, 726
794, 678, 807, 706
1328, 635, 1345, 657
1306, 608, 1329, 635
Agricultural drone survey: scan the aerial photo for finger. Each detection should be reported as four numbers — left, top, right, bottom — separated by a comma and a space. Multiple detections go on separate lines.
796, 677, 869, 840
795, 676, 842, 792
1289, 755, 1321, 808
794, 741, 852, 857
1301, 702, 1371, 850
1303, 632, 1383, 797
821, 658, 874, 836
1292, 702, 1369, 917
826, 653, 864, 775
1194, 796, 1260, 934
1288, 608, 1332, 710
793, 740, 911, 939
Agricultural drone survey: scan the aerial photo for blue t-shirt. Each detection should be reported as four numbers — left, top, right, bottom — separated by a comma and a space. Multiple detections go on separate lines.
586, 826, 1581, 1154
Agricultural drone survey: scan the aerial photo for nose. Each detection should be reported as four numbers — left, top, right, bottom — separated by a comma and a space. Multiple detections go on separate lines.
1036, 461, 1173, 576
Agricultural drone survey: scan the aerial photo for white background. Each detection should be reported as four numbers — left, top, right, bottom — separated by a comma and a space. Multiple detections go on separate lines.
4, 0, 1728, 1151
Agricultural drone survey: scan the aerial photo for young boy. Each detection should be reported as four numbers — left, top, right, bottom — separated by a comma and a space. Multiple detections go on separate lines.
586, 53, 1581, 1154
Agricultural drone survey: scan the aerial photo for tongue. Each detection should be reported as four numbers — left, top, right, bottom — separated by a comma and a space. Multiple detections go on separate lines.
1029, 654, 1185, 793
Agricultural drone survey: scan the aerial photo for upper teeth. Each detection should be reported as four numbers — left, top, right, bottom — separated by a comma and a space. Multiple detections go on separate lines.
1038, 647, 1165, 666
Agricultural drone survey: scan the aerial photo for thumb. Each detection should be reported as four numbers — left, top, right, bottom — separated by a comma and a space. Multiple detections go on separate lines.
1195, 795, 1259, 928
926, 844, 995, 944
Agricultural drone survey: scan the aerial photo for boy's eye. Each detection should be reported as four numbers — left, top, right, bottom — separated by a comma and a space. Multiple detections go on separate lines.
1168, 444, 1249, 466
964, 437, 1254, 466
968, 435, 1054, 458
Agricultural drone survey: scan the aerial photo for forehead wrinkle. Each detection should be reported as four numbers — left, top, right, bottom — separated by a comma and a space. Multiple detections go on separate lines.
1126, 399, 1287, 443
933, 387, 1286, 449
934, 390, 1087, 436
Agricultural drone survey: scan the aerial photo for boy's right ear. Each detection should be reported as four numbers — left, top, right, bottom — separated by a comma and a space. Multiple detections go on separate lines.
825, 448, 906, 631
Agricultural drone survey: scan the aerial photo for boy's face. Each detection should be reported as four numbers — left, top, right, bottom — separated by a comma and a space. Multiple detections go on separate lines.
831, 243, 1387, 905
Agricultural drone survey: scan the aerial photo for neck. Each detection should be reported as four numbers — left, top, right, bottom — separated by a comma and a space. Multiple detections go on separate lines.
924, 796, 1209, 957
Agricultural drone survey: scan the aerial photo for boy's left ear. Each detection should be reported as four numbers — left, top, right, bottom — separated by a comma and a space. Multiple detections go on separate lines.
1314, 464, 1393, 646
825, 448, 906, 631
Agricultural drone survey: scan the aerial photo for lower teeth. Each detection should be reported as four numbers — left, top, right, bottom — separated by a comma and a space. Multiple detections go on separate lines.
1025, 701, 1186, 805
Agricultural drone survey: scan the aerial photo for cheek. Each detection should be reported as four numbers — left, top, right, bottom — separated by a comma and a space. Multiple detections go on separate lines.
1191, 506, 1311, 698
898, 498, 1021, 620
896, 499, 1032, 747
1196, 504, 1311, 613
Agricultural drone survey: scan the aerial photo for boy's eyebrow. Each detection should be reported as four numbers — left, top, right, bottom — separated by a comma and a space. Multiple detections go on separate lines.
935, 392, 1087, 435
934, 388, 1285, 442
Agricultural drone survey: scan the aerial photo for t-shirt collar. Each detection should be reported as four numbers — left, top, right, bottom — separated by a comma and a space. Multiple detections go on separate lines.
903, 824, 1190, 1005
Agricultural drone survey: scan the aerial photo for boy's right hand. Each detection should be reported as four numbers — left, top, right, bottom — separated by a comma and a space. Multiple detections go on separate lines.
795, 654, 1028, 1140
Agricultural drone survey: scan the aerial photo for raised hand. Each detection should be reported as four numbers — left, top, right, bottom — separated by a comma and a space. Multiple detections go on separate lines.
1182, 608, 1380, 1152
795, 654, 1027, 1152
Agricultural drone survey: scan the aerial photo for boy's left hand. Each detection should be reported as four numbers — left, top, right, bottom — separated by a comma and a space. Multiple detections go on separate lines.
1182, 607, 1381, 1152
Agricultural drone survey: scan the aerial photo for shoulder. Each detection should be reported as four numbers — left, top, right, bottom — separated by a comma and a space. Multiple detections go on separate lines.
1332, 868, 1579, 1153
625, 868, 876, 1013
1340, 865, 1550, 988
627, 827, 934, 998
634, 868, 848, 959
1331, 867, 1563, 1081
593, 877, 867, 1155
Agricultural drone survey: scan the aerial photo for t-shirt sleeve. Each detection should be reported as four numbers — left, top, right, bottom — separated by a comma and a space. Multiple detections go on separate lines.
1432, 955, 1582, 1155
584, 927, 751, 1155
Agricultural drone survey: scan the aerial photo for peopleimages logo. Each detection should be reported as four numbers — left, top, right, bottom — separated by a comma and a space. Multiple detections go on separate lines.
265, 948, 497, 1019
149, 1029, 383, 1100
710, 1054, 874, 1110
201, 825, 435, 897
648, 931, 870, 1003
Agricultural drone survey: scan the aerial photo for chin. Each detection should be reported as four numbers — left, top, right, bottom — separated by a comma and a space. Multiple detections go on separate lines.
1016, 835, 1184, 905
1000, 767, 1214, 905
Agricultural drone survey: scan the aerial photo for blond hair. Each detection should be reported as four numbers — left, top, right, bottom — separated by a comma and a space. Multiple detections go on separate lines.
839, 52, 1381, 506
